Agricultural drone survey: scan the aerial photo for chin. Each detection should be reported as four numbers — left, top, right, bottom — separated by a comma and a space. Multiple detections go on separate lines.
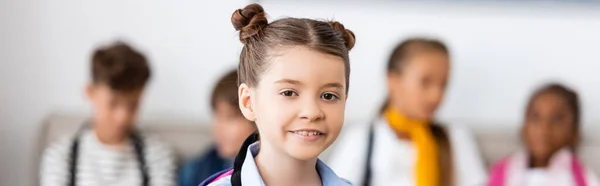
419, 113, 434, 121
285, 145, 325, 161
217, 149, 236, 159
113, 124, 132, 132
529, 148, 551, 158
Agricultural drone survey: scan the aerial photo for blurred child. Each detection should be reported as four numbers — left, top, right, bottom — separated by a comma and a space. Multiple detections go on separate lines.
328, 38, 486, 186
40, 41, 175, 186
178, 69, 256, 186
199, 3, 356, 186
488, 83, 599, 186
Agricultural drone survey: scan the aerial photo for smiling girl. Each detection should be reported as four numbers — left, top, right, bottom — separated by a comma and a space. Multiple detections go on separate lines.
199, 3, 356, 186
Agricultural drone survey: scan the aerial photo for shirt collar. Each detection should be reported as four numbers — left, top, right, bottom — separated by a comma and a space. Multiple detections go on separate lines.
241, 142, 351, 186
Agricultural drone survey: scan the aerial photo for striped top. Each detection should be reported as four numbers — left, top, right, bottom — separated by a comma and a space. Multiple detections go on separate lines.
40, 130, 176, 186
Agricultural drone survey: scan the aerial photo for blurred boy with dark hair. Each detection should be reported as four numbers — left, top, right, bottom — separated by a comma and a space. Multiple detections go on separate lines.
178, 69, 256, 186
40, 41, 175, 186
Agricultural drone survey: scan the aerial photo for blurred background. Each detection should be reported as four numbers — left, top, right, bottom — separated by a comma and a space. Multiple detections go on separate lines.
2, 0, 600, 185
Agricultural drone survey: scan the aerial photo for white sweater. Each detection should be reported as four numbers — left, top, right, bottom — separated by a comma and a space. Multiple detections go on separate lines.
327, 118, 487, 186
40, 130, 176, 186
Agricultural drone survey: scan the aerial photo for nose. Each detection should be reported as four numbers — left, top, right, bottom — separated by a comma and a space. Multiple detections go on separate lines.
538, 120, 552, 135
299, 97, 324, 122
114, 107, 134, 125
428, 85, 444, 107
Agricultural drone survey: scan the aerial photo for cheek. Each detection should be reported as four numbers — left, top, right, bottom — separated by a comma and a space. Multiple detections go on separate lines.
256, 91, 294, 121
326, 102, 345, 119
233, 121, 255, 135
212, 122, 224, 136
400, 81, 424, 108
96, 104, 113, 119
523, 124, 552, 152
524, 124, 542, 139
550, 126, 574, 144
94, 97, 116, 118
253, 94, 291, 137
323, 102, 346, 134
216, 124, 240, 144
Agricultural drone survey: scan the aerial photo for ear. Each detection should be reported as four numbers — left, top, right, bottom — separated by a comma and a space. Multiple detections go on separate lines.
238, 83, 256, 121
520, 125, 526, 144
85, 83, 95, 101
386, 72, 401, 97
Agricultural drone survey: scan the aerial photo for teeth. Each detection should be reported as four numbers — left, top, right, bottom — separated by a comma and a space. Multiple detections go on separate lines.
293, 131, 321, 136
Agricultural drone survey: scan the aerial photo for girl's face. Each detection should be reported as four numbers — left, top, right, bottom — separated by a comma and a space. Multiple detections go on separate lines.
523, 92, 577, 163
387, 52, 449, 121
238, 46, 347, 161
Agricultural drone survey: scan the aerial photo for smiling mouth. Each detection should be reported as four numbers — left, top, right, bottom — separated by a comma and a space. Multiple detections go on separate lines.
288, 129, 326, 142
289, 130, 324, 136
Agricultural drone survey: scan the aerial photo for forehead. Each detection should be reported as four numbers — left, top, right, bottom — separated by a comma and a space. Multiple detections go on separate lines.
404, 52, 449, 70
262, 46, 346, 86
96, 84, 143, 100
531, 92, 569, 109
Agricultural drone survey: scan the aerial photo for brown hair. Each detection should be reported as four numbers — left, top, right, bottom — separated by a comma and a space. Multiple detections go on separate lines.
231, 3, 356, 92
91, 41, 151, 91
210, 69, 241, 115
382, 38, 454, 186
386, 38, 448, 74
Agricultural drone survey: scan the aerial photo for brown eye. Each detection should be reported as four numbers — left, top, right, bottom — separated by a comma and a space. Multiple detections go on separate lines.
280, 90, 297, 97
321, 93, 339, 101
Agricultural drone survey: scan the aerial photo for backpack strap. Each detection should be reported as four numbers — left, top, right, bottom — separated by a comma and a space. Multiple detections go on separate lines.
68, 123, 149, 186
571, 156, 587, 186
198, 168, 234, 186
361, 124, 375, 186
130, 131, 149, 186
488, 157, 510, 186
231, 132, 260, 186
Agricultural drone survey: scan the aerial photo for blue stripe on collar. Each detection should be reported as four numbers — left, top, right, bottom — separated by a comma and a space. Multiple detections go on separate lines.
241, 142, 352, 186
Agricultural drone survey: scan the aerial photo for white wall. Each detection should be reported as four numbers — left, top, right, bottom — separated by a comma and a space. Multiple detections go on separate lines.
2, 0, 600, 185
259, 0, 600, 126
0, 0, 248, 185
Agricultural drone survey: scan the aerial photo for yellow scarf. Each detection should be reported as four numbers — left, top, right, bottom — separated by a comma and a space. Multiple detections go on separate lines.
385, 108, 439, 186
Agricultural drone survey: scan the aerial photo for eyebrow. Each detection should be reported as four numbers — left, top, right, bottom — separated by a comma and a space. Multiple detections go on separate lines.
274, 79, 344, 89
322, 82, 344, 90
274, 79, 302, 85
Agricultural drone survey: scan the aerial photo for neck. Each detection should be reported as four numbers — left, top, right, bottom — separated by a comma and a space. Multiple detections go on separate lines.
93, 122, 128, 146
530, 156, 551, 168
255, 141, 321, 186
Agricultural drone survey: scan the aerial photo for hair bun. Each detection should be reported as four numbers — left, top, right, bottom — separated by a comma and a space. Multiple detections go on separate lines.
328, 21, 356, 51
231, 4, 268, 44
